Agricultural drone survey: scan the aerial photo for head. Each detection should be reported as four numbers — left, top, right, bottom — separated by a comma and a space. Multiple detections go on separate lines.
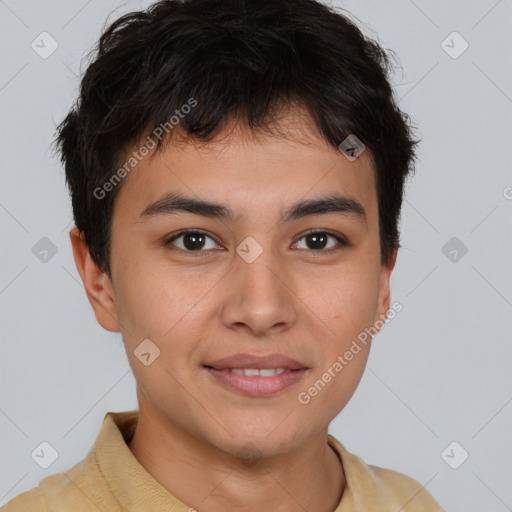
56, 0, 419, 457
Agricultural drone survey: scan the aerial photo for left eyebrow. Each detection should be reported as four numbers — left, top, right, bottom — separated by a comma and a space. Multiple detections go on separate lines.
138, 192, 367, 227
280, 195, 367, 227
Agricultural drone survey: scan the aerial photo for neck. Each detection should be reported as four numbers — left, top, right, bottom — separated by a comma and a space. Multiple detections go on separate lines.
128, 409, 345, 512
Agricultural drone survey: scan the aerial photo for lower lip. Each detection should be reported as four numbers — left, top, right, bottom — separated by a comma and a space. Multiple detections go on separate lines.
203, 367, 307, 396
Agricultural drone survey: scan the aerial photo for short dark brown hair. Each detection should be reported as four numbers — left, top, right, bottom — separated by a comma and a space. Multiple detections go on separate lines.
53, 0, 420, 277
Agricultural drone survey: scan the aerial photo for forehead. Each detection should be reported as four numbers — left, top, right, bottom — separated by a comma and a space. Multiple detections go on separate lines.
112, 108, 378, 225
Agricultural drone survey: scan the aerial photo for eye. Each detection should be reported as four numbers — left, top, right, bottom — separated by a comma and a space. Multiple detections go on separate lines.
164, 229, 347, 255
293, 230, 347, 252
164, 230, 221, 255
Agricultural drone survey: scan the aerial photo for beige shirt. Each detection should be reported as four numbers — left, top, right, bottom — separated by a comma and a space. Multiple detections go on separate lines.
2, 410, 444, 511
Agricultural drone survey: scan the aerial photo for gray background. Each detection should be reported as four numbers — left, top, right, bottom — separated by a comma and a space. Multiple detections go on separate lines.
0, 0, 511, 510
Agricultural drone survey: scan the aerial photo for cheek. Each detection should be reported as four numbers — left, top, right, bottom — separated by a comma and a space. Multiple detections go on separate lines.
113, 263, 213, 371
297, 351, 370, 426
298, 307, 374, 423
112, 263, 187, 344
297, 265, 377, 410
308, 264, 380, 341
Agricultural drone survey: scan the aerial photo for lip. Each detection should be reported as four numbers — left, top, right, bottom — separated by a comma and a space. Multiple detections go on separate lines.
204, 353, 307, 370
202, 353, 308, 397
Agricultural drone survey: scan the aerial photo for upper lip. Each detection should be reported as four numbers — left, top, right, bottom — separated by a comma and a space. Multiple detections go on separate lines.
204, 353, 307, 370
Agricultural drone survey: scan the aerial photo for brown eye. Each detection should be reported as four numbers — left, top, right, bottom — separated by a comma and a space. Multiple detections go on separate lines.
294, 231, 346, 252
165, 230, 220, 253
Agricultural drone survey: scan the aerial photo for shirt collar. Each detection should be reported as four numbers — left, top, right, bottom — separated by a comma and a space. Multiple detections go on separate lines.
93, 410, 377, 511
94, 410, 190, 511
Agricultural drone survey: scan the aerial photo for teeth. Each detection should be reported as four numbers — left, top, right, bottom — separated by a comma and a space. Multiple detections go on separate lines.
230, 368, 290, 376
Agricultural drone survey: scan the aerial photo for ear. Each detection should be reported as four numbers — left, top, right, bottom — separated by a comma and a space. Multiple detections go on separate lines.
69, 226, 120, 332
373, 247, 398, 334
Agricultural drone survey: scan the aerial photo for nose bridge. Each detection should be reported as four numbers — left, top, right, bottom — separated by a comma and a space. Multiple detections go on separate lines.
243, 248, 281, 293
221, 235, 297, 334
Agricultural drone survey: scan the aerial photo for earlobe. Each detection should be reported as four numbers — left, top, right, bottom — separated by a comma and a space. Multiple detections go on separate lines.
69, 226, 121, 333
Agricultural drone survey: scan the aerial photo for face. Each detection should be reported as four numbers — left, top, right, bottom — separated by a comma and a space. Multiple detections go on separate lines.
72, 108, 396, 458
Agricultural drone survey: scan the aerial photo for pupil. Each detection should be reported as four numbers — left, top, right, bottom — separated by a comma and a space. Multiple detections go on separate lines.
184, 233, 205, 250
307, 233, 326, 250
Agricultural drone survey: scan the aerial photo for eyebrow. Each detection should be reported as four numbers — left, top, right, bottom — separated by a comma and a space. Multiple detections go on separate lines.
139, 192, 367, 226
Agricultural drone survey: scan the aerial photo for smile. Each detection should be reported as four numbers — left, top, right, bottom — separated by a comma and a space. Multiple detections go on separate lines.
203, 366, 307, 395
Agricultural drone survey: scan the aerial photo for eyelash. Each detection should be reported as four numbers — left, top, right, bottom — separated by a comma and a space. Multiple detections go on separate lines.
164, 229, 348, 256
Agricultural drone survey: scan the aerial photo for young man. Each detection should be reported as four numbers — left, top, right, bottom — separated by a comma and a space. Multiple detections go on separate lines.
2, 0, 445, 510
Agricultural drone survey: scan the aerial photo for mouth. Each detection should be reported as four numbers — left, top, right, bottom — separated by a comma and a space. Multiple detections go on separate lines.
202, 353, 308, 396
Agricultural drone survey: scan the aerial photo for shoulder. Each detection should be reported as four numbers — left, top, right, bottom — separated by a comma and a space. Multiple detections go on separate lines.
1, 452, 118, 512
367, 463, 445, 511
328, 435, 445, 511
1, 486, 47, 512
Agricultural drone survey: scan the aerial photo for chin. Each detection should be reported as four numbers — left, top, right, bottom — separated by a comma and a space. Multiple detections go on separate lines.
212, 425, 306, 460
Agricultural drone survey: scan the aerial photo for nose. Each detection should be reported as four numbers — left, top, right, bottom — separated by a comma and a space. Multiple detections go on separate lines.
220, 241, 298, 337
